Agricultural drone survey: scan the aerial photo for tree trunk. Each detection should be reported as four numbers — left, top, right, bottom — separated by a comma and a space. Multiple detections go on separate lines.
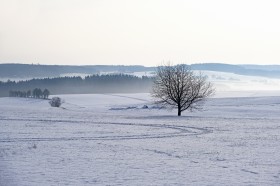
178, 107, 181, 116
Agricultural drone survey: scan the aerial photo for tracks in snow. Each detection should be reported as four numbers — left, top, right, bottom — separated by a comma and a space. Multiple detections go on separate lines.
0, 118, 212, 142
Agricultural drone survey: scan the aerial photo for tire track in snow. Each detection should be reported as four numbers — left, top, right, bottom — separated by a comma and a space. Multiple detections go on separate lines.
0, 118, 212, 142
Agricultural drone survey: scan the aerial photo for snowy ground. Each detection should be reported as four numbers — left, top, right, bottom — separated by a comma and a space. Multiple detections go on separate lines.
1, 92, 280, 185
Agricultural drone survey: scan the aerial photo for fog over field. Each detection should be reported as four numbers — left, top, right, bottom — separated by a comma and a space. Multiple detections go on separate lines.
1, 63, 280, 97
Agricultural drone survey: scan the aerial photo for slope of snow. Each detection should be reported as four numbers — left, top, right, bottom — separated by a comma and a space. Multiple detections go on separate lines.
1, 93, 280, 186
201, 70, 280, 91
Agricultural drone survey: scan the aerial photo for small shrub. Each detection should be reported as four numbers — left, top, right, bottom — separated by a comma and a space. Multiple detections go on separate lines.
49, 97, 63, 107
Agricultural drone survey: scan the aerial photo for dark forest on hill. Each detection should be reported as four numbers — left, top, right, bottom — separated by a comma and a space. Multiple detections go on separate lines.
0, 74, 154, 97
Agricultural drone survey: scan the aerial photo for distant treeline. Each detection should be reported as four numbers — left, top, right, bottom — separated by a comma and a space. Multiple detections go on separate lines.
0, 74, 154, 97
0, 64, 155, 78
9, 88, 50, 99
2, 63, 280, 79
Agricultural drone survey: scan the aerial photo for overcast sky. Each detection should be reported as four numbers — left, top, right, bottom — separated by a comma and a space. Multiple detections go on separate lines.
0, 0, 280, 66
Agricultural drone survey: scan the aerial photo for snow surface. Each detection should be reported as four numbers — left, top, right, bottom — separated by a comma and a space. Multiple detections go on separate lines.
199, 70, 280, 91
1, 92, 280, 185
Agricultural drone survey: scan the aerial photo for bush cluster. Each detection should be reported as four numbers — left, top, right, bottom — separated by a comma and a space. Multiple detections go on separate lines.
49, 97, 63, 107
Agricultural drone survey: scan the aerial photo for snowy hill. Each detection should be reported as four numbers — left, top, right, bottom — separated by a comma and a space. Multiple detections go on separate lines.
1, 93, 280, 185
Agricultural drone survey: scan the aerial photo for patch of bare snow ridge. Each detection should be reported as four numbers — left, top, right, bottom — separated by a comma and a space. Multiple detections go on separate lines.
0, 92, 280, 186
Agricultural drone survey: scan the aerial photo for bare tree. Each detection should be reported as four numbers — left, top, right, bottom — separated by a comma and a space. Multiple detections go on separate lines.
43, 89, 50, 99
152, 63, 214, 116
27, 90, 31, 98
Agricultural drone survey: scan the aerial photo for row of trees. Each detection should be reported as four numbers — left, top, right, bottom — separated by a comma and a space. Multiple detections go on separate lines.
0, 74, 154, 97
9, 88, 50, 99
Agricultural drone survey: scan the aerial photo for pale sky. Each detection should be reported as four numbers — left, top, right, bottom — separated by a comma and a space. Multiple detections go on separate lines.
0, 0, 280, 66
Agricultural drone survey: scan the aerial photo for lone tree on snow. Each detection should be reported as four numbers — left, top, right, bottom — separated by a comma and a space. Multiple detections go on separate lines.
152, 63, 214, 116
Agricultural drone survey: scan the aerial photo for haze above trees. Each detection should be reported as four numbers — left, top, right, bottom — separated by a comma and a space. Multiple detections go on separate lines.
1, 63, 280, 79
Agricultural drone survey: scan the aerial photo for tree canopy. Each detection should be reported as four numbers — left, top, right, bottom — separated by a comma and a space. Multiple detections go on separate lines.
152, 64, 214, 116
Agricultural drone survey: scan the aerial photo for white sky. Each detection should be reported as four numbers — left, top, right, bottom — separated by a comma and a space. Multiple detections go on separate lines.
0, 0, 280, 66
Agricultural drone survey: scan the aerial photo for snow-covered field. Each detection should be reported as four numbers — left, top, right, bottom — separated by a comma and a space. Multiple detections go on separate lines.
1, 92, 280, 185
